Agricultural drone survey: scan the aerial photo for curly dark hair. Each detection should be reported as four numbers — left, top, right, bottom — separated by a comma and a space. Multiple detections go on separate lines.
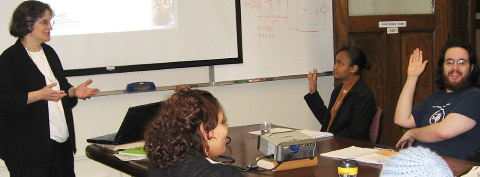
144, 86, 222, 169
9, 0, 54, 38
336, 46, 371, 75
435, 40, 480, 90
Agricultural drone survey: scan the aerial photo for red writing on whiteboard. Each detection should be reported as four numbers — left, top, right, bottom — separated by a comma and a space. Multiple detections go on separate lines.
259, 33, 276, 39
257, 25, 272, 31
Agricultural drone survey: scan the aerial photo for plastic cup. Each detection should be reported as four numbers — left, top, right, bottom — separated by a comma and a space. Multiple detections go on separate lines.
260, 122, 271, 135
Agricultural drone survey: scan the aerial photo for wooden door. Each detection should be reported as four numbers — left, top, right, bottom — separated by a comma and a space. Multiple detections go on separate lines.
334, 0, 475, 146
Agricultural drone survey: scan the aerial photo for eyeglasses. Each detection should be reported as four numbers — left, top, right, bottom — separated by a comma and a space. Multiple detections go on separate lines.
38, 19, 54, 27
445, 59, 468, 66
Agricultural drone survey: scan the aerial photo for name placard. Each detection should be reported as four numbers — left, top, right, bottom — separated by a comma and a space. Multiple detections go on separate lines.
379, 21, 407, 28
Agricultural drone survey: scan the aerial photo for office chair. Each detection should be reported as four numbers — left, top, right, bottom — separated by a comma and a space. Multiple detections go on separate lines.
369, 106, 382, 144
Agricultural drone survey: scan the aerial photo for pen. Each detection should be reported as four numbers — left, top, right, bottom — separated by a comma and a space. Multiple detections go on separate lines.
373, 147, 395, 151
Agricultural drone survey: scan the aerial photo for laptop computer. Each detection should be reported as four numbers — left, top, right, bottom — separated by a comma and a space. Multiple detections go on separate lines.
87, 101, 163, 145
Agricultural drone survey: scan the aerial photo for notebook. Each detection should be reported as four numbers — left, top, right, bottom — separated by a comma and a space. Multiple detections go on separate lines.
87, 101, 163, 145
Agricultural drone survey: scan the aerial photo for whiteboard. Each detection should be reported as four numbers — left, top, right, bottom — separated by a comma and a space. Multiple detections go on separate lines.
215, 0, 334, 82
0, 0, 334, 92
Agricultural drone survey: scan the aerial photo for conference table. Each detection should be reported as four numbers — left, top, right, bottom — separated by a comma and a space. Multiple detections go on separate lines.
86, 124, 479, 177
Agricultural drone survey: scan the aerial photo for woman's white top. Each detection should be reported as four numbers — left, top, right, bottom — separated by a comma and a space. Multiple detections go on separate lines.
27, 48, 69, 143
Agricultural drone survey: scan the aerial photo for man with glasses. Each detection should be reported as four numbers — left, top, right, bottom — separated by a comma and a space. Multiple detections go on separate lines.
393, 40, 480, 159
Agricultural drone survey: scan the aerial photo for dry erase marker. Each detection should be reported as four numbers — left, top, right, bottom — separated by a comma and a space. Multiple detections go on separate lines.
249, 79, 263, 82
234, 80, 249, 84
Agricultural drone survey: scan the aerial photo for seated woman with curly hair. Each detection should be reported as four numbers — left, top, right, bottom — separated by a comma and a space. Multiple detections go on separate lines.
144, 86, 243, 177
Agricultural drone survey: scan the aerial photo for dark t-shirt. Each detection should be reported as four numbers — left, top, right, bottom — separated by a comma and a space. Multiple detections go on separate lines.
412, 87, 480, 159
148, 154, 243, 177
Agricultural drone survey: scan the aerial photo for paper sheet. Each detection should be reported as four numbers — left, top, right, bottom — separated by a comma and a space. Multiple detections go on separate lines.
249, 128, 293, 135
461, 166, 480, 177
249, 128, 334, 140
114, 154, 146, 161
298, 129, 333, 139
321, 146, 379, 159
320, 146, 394, 165
353, 152, 391, 165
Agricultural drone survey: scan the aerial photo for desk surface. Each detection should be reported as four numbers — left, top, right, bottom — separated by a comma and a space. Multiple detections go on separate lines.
86, 124, 478, 177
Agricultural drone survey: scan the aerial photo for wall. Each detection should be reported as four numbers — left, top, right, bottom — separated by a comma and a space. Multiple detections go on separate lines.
0, 75, 334, 176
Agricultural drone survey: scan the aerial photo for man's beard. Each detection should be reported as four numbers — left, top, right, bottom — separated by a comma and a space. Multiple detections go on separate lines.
443, 70, 471, 91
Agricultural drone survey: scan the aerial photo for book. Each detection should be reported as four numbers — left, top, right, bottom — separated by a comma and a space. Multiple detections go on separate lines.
118, 146, 147, 157
256, 156, 318, 171
95, 140, 145, 151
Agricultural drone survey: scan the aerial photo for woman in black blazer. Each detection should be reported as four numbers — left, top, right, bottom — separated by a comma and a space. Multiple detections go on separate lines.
305, 46, 377, 142
0, 1, 99, 176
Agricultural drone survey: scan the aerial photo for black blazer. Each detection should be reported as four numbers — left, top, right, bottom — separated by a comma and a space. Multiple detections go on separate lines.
0, 39, 78, 166
304, 78, 377, 142
148, 154, 243, 177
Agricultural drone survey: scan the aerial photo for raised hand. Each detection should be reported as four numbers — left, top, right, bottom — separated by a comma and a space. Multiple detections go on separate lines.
307, 68, 318, 94
407, 48, 429, 79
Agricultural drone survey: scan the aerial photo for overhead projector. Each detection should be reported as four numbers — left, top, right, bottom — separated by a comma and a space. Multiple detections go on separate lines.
257, 130, 316, 162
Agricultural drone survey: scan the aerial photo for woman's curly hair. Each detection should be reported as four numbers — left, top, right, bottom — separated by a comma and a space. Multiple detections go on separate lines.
144, 86, 221, 168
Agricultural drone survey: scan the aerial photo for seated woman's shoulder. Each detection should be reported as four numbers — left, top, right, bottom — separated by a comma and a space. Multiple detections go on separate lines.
148, 154, 243, 177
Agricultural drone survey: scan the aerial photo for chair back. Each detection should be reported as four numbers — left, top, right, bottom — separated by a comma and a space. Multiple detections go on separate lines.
369, 106, 382, 143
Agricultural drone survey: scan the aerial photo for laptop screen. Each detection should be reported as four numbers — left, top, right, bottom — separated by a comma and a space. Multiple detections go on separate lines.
115, 101, 163, 144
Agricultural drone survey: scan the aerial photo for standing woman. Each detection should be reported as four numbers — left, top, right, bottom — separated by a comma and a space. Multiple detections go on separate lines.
304, 46, 377, 142
0, 1, 99, 177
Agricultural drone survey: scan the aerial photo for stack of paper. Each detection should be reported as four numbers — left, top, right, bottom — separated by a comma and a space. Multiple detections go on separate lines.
96, 140, 145, 151
115, 146, 147, 161
320, 146, 396, 165
119, 146, 146, 157
114, 154, 146, 161
298, 129, 333, 139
